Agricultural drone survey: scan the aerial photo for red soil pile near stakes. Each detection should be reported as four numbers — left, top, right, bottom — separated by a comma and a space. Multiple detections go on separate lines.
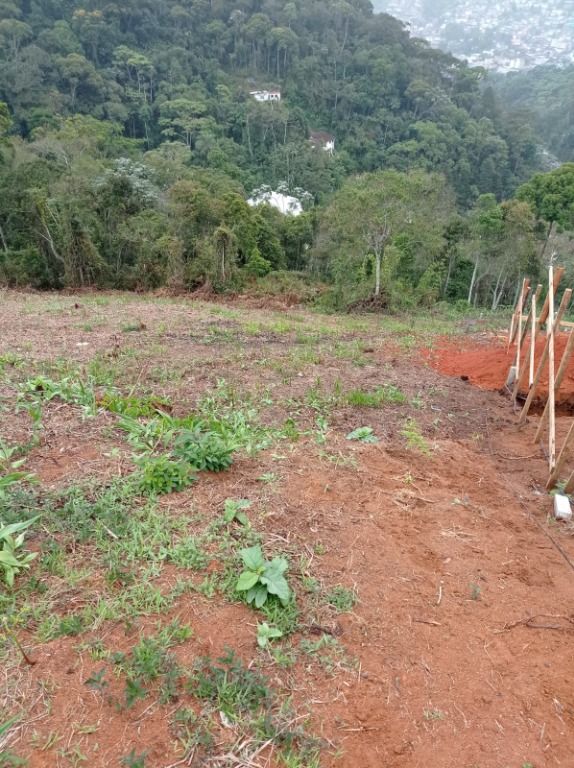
425, 332, 574, 405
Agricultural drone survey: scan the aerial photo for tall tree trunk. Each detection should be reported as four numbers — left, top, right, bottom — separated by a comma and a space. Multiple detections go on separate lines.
442, 250, 455, 297
539, 221, 555, 264
0, 223, 8, 253
468, 258, 479, 304
492, 277, 507, 310
491, 266, 505, 310
245, 115, 253, 158
374, 248, 382, 297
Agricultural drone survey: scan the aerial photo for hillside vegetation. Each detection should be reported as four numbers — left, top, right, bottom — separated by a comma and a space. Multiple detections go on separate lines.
491, 65, 574, 164
0, 0, 570, 308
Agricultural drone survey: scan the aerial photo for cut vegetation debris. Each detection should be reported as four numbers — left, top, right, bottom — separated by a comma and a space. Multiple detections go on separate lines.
0, 292, 573, 768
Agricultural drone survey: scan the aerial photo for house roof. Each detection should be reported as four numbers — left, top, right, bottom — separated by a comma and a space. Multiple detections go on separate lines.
249, 88, 281, 94
309, 131, 335, 144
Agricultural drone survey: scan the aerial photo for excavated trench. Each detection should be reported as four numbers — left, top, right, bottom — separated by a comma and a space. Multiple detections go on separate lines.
425, 332, 574, 415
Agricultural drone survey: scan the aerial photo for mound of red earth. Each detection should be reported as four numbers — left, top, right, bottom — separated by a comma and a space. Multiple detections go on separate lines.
425, 332, 574, 405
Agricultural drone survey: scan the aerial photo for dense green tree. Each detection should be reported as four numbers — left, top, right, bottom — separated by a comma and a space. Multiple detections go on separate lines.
516, 163, 574, 267
516, 164, 574, 233
313, 169, 454, 302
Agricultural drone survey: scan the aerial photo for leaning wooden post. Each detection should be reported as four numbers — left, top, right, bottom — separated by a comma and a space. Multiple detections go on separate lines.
518, 287, 572, 425
535, 329, 574, 443
547, 266, 556, 470
546, 420, 574, 489
538, 267, 565, 329
508, 277, 530, 352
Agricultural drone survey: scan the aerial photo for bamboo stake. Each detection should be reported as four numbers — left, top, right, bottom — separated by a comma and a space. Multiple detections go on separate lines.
546, 420, 574, 489
518, 287, 572, 424
514, 270, 565, 401
507, 313, 516, 353
519, 283, 542, 350
515, 284, 530, 379
565, 470, 574, 495
538, 267, 565, 329
512, 280, 565, 402
535, 329, 574, 443
508, 278, 530, 351
548, 266, 556, 470
530, 291, 537, 386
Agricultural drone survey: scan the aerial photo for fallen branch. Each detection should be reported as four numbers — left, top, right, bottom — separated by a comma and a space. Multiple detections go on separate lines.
496, 614, 574, 634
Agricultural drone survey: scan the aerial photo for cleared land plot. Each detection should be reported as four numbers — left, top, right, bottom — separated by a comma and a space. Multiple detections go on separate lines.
1, 290, 573, 768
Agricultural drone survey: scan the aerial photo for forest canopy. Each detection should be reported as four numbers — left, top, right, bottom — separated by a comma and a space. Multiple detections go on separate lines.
0, 0, 569, 309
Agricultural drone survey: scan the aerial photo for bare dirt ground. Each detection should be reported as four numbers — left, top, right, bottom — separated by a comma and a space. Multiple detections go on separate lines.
426, 331, 574, 408
1, 290, 573, 768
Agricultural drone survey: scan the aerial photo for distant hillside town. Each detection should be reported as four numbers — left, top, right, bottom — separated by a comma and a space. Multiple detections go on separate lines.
374, 0, 574, 71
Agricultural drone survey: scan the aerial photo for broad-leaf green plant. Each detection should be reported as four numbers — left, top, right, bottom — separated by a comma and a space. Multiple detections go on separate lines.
257, 622, 283, 648
346, 426, 378, 443
223, 499, 251, 526
236, 546, 290, 608
0, 518, 38, 586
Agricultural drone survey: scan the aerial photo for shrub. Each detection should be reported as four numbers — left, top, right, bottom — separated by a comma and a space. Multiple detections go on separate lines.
135, 456, 195, 495
173, 428, 234, 472
244, 247, 272, 278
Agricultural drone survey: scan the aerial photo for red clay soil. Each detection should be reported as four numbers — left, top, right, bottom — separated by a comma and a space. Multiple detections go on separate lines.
426, 332, 574, 404
4, 294, 574, 768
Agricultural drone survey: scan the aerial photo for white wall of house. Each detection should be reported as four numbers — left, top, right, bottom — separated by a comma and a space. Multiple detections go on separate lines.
247, 190, 302, 216
250, 90, 281, 102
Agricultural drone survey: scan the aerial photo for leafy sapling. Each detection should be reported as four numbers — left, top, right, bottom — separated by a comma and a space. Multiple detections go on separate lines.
223, 499, 251, 526
257, 622, 283, 648
236, 545, 290, 608
0, 518, 39, 586
346, 426, 379, 443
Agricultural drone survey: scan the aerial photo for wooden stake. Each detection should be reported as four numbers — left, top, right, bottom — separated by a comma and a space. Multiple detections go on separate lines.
530, 291, 537, 386
548, 266, 557, 470
535, 329, 574, 443
507, 313, 516, 353
518, 287, 572, 425
546, 420, 574, 489
513, 282, 546, 400
514, 271, 565, 400
538, 267, 565, 329
519, 283, 542, 350
508, 278, 530, 351
565, 470, 574, 495
515, 284, 530, 379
